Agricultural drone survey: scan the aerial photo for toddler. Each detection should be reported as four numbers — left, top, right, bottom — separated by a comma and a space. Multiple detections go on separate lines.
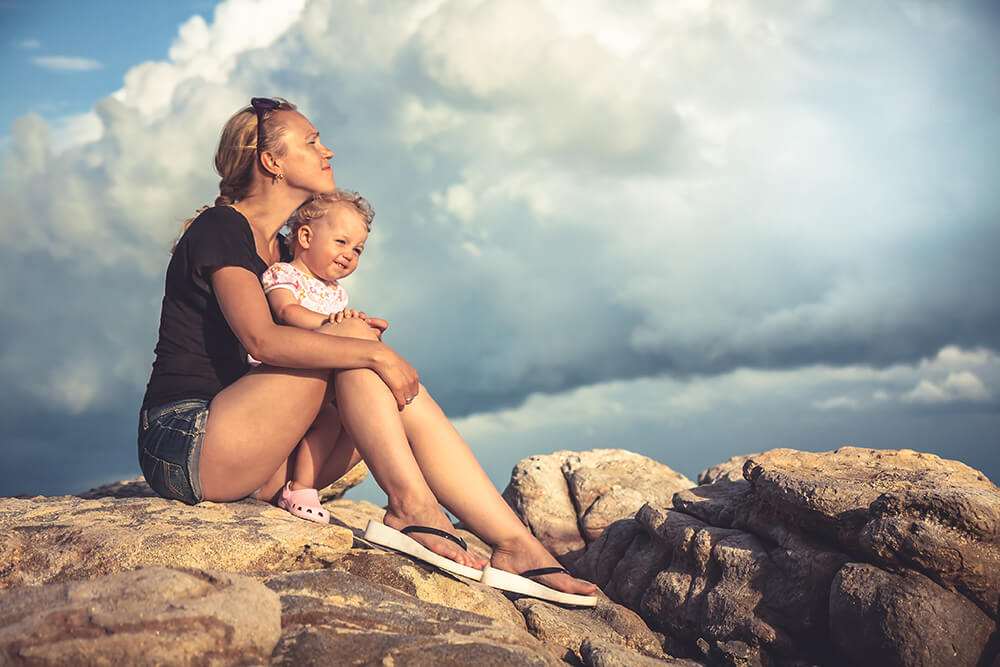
261, 188, 376, 523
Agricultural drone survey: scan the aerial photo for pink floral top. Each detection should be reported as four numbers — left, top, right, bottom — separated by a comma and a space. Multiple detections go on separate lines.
261, 262, 348, 315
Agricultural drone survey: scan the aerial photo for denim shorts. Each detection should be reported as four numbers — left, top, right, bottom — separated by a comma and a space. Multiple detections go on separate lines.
137, 399, 208, 505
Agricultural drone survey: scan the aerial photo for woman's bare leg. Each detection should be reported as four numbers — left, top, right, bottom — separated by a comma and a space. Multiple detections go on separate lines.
400, 386, 596, 595
334, 368, 485, 569
199, 365, 329, 502
199, 319, 372, 503
336, 369, 593, 593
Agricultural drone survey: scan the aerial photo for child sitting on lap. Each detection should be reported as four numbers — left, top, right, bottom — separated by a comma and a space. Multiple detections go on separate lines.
261, 188, 375, 523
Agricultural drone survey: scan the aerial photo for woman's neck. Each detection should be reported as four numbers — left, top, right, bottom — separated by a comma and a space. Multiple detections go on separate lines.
231, 190, 310, 265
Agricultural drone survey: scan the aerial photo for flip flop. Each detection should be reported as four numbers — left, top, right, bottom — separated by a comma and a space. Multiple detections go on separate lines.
363, 520, 484, 581
480, 565, 598, 607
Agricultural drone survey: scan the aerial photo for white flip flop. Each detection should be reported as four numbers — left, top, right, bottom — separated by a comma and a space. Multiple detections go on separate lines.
363, 520, 484, 581
480, 565, 598, 607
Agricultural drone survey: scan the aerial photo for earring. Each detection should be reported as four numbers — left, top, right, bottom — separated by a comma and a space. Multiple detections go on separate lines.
272, 172, 285, 184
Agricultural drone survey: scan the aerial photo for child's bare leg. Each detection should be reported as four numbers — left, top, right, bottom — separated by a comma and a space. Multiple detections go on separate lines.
289, 393, 341, 490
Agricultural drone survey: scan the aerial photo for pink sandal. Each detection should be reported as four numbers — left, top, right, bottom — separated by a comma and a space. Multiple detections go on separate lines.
277, 481, 330, 524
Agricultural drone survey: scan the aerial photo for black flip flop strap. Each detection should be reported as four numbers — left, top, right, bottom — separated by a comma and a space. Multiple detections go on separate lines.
400, 525, 468, 552
520, 566, 570, 579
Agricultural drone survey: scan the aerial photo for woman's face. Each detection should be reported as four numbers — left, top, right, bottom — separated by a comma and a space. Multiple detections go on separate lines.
272, 111, 335, 194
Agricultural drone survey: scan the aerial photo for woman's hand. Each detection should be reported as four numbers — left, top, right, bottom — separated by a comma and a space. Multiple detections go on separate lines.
372, 344, 419, 410
320, 317, 417, 408
364, 317, 389, 339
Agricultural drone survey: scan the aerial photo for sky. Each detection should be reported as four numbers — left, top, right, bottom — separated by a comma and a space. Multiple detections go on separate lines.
1, 0, 998, 506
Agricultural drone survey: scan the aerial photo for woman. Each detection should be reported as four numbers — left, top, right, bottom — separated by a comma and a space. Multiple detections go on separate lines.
139, 97, 596, 604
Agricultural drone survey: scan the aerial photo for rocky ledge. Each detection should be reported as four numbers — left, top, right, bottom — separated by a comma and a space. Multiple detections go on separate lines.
2, 448, 998, 666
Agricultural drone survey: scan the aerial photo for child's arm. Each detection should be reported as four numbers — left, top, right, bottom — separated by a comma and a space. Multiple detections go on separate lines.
267, 288, 333, 329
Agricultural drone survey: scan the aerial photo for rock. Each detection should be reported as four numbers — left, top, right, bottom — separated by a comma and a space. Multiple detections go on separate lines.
565, 447, 1000, 666
5, 445, 996, 666
830, 562, 994, 667
328, 548, 526, 630
742, 447, 1000, 617
574, 518, 645, 588
515, 596, 669, 663
503, 452, 586, 557
861, 486, 1000, 616
0, 567, 281, 665
580, 487, 648, 543
265, 569, 563, 666
563, 450, 694, 543
76, 477, 157, 499
0, 495, 354, 589
697, 454, 757, 485
503, 449, 694, 559
318, 460, 369, 501
742, 447, 996, 553
581, 638, 706, 666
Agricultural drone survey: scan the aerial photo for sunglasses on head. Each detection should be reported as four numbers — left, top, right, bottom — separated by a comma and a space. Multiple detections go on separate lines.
250, 97, 281, 154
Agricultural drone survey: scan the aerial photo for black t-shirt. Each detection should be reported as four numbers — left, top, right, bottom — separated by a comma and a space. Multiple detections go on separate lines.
142, 206, 269, 409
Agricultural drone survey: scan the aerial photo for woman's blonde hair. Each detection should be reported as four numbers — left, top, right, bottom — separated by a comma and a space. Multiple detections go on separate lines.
287, 189, 375, 252
212, 97, 297, 206
175, 97, 298, 249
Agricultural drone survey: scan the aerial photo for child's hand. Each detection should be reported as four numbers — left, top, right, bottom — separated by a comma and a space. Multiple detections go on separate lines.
331, 308, 364, 323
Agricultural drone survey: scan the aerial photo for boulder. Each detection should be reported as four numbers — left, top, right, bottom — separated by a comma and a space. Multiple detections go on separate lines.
566, 447, 1000, 666
503, 452, 586, 557
515, 596, 671, 663
0, 567, 281, 666
503, 449, 694, 559
264, 568, 564, 666
0, 495, 354, 589
830, 562, 995, 667
581, 638, 706, 666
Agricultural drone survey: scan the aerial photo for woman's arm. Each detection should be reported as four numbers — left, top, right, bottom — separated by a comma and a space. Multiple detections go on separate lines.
212, 266, 418, 407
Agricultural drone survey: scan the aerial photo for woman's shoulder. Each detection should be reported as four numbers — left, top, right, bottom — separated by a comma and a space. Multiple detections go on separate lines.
186, 205, 252, 241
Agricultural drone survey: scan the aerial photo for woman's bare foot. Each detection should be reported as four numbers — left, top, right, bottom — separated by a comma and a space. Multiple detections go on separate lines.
383, 504, 488, 570
490, 534, 597, 596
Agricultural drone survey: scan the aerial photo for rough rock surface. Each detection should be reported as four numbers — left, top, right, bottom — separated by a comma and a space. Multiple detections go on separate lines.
0, 495, 355, 589
0, 567, 281, 665
5, 445, 994, 666
503, 449, 694, 559
265, 569, 563, 666
830, 562, 994, 667
562, 446, 1000, 666
1, 470, 688, 665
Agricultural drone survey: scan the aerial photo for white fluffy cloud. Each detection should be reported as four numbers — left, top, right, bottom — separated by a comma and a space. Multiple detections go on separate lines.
0, 0, 998, 468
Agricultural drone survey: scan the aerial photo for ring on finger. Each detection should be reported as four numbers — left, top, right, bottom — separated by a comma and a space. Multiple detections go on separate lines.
405, 396, 414, 404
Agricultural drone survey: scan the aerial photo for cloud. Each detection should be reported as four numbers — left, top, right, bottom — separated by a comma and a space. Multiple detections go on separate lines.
813, 396, 860, 411
902, 371, 992, 404
1, 0, 999, 494
31, 56, 102, 71
18, 39, 41, 49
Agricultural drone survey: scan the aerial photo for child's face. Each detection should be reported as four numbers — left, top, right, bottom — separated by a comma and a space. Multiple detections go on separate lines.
297, 204, 368, 282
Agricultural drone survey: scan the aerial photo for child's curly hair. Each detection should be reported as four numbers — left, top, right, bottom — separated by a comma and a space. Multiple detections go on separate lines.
288, 189, 375, 244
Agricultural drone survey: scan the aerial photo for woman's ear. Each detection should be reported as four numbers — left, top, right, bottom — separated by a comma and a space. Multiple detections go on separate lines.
297, 225, 312, 249
258, 150, 281, 179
